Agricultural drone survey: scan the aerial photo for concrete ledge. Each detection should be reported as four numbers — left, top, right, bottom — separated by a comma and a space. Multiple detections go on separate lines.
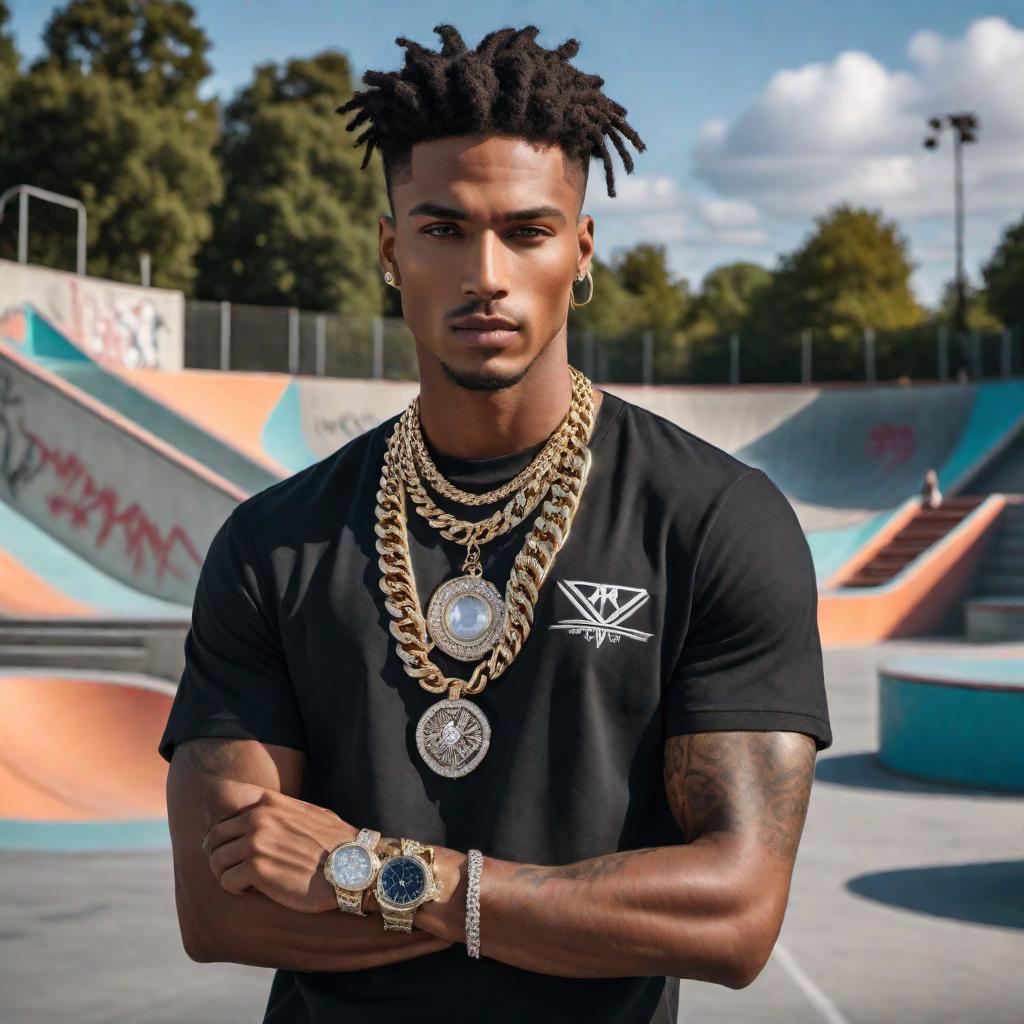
878, 655, 1024, 792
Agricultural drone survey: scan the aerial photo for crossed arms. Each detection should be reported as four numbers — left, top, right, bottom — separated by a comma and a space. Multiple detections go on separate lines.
167, 728, 816, 988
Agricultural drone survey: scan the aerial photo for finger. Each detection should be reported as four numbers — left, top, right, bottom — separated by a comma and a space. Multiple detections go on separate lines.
219, 860, 257, 896
208, 836, 251, 880
204, 812, 252, 854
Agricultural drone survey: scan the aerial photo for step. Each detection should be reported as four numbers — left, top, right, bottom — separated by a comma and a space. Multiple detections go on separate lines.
0, 626, 150, 648
0, 644, 150, 671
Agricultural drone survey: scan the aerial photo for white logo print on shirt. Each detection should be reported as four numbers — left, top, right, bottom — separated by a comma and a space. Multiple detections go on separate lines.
549, 580, 654, 649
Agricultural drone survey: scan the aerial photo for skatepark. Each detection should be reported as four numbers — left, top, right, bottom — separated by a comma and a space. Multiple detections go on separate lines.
1, 270, 1022, 1021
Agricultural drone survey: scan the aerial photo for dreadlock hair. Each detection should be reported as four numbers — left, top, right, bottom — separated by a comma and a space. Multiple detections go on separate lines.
335, 24, 646, 207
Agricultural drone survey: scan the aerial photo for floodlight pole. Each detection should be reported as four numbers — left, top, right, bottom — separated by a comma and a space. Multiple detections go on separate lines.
0, 183, 88, 275
952, 125, 966, 335
923, 113, 979, 335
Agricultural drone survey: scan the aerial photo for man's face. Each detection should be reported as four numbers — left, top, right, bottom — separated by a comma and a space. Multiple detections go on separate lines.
379, 134, 595, 390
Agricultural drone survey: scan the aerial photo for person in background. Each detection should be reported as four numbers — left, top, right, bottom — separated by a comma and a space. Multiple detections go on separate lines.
921, 468, 943, 510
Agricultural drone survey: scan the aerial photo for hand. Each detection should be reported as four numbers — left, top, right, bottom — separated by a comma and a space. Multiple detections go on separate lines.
203, 788, 357, 914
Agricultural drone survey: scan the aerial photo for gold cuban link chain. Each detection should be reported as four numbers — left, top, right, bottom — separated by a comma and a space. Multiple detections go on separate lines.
373, 370, 595, 700
407, 366, 592, 507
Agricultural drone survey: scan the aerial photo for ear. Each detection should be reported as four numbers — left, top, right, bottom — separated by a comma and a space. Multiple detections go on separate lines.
379, 214, 397, 274
576, 214, 595, 276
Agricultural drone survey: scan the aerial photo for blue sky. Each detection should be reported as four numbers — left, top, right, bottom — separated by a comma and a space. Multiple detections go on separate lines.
9, 1, 1024, 305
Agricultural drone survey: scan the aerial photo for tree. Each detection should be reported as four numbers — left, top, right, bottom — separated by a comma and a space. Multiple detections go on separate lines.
0, 1, 18, 98
0, 0, 221, 289
934, 279, 1001, 332
687, 261, 772, 338
983, 217, 1024, 327
755, 204, 923, 340
40, 0, 210, 109
614, 243, 690, 333
195, 52, 389, 314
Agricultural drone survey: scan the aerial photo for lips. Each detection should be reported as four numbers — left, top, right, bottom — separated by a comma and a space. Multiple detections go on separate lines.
450, 318, 520, 349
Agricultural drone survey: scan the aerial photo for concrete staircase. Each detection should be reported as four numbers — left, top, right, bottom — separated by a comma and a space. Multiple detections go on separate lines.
964, 503, 1024, 640
842, 496, 985, 588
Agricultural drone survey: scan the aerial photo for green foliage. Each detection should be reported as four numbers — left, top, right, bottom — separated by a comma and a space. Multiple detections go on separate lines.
0, 0, 221, 290
614, 243, 690, 333
687, 261, 772, 337
933, 279, 1002, 332
0, 1, 18, 97
0, 63, 221, 289
754, 204, 923, 339
983, 216, 1024, 326
39, 0, 210, 109
195, 52, 389, 314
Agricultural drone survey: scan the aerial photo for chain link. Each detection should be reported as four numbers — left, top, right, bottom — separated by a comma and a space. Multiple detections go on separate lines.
406, 368, 591, 507
374, 368, 596, 698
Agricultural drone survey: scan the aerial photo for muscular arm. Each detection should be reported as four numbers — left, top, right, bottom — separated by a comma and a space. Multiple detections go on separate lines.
416, 730, 816, 988
167, 737, 452, 970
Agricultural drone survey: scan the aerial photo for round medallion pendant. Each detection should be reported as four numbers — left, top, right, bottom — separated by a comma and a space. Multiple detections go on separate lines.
415, 698, 491, 778
426, 576, 506, 661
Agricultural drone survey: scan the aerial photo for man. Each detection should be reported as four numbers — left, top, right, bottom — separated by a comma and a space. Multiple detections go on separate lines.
159, 24, 832, 1024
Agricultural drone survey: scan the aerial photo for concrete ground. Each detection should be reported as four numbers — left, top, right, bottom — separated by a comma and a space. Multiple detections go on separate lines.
1, 638, 1021, 1023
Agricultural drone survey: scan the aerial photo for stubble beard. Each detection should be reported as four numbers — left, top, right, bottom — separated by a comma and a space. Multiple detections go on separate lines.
438, 351, 540, 393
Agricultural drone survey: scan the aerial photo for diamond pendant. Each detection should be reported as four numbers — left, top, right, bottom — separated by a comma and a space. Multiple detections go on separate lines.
415, 698, 491, 777
426, 575, 506, 661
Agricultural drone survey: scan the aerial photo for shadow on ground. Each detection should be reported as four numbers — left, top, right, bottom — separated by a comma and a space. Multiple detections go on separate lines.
846, 859, 1024, 930
815, 751, 1024, 798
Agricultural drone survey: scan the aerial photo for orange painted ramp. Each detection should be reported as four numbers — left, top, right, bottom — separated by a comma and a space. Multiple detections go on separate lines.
121, 367, 289, 474
0, 551, 96, 617
0, 675, 172, 820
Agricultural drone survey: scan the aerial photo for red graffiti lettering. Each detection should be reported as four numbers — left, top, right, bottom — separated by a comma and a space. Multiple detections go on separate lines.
22, 428, 201, 582
864, 422, 916, 468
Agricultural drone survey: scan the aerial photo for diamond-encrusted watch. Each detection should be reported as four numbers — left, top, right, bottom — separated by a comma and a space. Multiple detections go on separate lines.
324, 828, 383, 915
374, 837, 444, 931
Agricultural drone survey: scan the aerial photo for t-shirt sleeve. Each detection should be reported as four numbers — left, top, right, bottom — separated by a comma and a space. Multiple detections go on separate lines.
665, 468, 832, 751
157, 506, 307, 763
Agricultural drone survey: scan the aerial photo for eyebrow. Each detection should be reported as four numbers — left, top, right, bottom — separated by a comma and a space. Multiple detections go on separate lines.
407, 201, 566, 225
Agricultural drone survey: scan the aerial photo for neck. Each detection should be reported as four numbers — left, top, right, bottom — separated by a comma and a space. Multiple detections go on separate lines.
416, 342, 574, 460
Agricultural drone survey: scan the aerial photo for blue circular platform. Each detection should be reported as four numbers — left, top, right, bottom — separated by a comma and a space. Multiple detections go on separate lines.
878, 655, 1024, 792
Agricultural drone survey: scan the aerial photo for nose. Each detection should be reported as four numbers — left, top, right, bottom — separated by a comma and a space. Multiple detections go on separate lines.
461, 230, 509, 301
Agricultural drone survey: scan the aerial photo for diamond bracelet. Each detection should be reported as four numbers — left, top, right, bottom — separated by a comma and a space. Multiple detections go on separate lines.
466, 848, 483, 958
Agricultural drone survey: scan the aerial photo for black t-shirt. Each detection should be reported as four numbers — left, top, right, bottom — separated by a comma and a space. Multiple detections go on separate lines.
158, 389, 832, 1024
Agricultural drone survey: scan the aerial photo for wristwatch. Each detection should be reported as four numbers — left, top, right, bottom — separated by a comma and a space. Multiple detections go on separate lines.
374, 836, 444, 931
324, 828, 383, 915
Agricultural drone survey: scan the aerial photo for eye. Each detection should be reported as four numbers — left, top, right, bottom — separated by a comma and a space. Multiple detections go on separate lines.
513, 227, 551, 238
423, 224, 459, 237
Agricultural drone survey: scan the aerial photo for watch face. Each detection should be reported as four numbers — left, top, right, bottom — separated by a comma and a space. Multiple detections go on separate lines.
378, 856, 427, 906
329, 844, 374, 889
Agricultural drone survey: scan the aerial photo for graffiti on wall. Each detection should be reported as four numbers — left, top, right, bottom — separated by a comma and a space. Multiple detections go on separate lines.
69, 279, 167, 370
864, 422, 917, 469
0, 259, 184, 370
0, 370, 201, 582
314, 412, 383, 445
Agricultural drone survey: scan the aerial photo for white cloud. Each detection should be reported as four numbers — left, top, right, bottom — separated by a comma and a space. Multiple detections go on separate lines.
694, 17, 1024, 220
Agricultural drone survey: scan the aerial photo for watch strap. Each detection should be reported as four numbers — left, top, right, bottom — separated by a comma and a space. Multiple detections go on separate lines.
380, 903, 416, 932
356, 827, 382, 851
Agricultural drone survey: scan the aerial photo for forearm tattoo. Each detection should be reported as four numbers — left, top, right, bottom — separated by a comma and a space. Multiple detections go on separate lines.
509, 847, 662, 892
663, 731, 816, 861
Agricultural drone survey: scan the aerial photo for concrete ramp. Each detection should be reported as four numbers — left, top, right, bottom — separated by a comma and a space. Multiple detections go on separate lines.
738, 386, 976, 518
3, 306, 286, 490
0, 344, 244, 605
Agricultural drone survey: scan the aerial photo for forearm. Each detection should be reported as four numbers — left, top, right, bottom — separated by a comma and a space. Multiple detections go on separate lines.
180, 870, 451, 971
417, 837, 766, 986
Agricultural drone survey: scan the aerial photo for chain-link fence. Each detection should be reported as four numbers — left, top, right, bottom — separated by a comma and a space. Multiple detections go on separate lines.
185, 300, 1024, 385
